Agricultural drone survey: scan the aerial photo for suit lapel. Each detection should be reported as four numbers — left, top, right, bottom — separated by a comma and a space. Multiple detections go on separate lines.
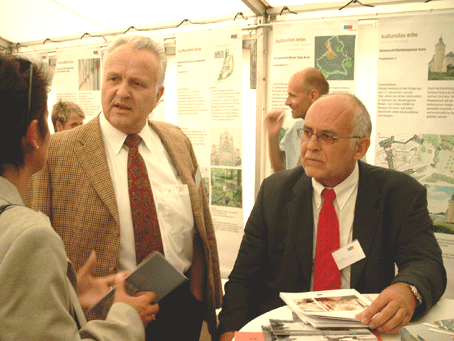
289, 173, 314, 287
73, 117, 120, 225
350, 163, 381, 288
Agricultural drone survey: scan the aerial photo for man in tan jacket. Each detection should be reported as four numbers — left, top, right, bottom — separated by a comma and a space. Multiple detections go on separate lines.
26, 34, 222, 341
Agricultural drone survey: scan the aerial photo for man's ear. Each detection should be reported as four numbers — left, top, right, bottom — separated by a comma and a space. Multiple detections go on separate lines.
354, 138, 371, 161
25, 119, 40, 150
156, 86, 165, 103
310, 89, 320, 103
56, 120, 63, 132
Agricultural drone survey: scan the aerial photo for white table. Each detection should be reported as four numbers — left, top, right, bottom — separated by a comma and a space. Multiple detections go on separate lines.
240, 296, 454, 340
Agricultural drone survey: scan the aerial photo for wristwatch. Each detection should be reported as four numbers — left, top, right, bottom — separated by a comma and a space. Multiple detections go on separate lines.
405, 283, 423, 307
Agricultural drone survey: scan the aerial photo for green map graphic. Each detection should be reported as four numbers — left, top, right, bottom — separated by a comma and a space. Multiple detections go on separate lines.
315, 35, 355, 81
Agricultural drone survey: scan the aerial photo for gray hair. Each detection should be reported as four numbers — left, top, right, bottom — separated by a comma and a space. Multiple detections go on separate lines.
104, 34, 167, 90
349, 94, 372, 139
318, 93, 372, 149
348, 93, 372, 149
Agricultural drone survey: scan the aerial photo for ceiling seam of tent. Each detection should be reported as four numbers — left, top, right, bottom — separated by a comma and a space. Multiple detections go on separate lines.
11, 0, 453, 53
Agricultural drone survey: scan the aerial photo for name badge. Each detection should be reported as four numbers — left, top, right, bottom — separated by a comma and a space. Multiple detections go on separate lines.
332, 239, 365, 270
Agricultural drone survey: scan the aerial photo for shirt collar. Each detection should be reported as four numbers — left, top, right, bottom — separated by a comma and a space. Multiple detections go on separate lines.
312, 162, 359, 211
99, 113, 153, 154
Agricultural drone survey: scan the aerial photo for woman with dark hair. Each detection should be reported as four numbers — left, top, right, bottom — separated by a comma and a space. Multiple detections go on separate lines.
0, 54, 158, 340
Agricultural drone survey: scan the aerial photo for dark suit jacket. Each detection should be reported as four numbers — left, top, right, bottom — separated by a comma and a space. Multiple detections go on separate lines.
25, 116, 222, 337
217, 161, 446, 335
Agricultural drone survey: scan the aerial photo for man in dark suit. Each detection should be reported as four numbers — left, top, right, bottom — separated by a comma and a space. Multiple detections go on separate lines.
217, 93, 446, 341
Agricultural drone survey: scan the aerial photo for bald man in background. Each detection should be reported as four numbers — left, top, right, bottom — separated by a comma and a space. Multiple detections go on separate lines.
265, 68, 329, 172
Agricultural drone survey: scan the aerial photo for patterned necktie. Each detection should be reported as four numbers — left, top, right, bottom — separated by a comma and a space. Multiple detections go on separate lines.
125, 134, 164, 264
313, 188, 341, 291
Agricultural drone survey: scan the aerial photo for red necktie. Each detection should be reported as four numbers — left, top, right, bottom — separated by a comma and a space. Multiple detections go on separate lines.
313, 188, 341, 291
125, 134, 164, 264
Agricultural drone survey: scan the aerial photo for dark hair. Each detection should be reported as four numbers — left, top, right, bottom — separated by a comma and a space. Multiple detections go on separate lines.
0, 54, 52, 173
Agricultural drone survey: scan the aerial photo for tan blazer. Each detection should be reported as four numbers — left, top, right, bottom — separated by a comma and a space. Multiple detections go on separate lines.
25, 116, 222, 336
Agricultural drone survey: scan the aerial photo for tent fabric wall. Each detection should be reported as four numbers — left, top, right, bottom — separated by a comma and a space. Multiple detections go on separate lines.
5, 1, 454, 298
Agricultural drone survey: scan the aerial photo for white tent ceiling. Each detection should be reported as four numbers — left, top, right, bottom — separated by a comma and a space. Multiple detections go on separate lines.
0, 0, 254, 44
1, 0, 439, 48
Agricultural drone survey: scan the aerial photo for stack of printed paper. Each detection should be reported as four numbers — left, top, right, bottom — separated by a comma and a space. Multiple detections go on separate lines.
261, 318, 380, 340
279, 289, 371, 329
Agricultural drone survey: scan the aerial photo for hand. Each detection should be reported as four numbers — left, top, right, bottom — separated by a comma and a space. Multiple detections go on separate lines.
77, 250, 117, 310
219, 331, 235, 341
264, 110, 285, 138
114, 272, 159, 327
355, 283, 417, 334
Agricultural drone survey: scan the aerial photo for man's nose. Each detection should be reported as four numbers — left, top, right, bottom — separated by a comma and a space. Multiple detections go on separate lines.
306, 133, 321, 150
116, 81, 130, 97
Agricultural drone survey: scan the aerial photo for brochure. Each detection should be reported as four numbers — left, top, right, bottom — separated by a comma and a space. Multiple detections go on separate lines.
279, 289, 371, 328
400, 320, 454, 341
434, 318, 454, 334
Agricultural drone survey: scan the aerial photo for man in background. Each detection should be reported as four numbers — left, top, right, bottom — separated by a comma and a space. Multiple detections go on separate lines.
264, 67, 329, 172
51, 100, 85, 132
217, 93, 446, 341
26, 34, 222, 341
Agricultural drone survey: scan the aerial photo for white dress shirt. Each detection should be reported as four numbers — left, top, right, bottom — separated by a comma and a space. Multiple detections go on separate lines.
100, 113, 195, 273
311, 162, 360, 289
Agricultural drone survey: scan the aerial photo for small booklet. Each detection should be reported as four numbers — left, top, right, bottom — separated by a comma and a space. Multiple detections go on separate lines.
400, 322, 454, 341
434, 318, 454, 334
89, 251, 188, 318
279, 289, 371, 329
400, 318, 454, 341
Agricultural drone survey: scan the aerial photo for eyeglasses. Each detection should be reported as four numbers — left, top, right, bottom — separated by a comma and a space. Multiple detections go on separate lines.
297, 128, 361, 145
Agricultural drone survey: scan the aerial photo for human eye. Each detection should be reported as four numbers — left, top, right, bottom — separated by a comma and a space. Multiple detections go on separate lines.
107, 74, 118, 82
300, 128, 312, 140
319, 132, 334, 144
131, 77, 147, 88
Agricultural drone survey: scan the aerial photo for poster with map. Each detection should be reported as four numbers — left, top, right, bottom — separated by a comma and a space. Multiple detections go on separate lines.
271, 19, 357, 111
314, 35, 356, 81
376, 14, 454, 298
269, 20, 357, 169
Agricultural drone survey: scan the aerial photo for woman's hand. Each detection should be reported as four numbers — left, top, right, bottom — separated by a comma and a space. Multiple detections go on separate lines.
77, 250, 117, 311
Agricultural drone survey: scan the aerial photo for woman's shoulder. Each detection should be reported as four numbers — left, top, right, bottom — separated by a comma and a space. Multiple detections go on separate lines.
0, 205, 63, 252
